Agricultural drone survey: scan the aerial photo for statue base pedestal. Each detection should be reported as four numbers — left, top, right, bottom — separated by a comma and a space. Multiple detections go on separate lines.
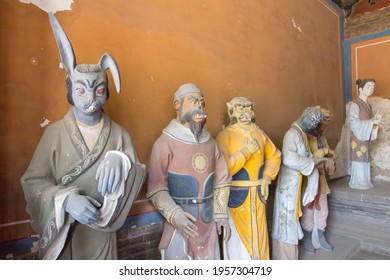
299, 176, 390, 259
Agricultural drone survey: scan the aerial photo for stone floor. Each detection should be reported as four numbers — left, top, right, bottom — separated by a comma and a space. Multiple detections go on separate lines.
298, 231, 390, 260
352, 250, 390, 260
299, 176, 390, 260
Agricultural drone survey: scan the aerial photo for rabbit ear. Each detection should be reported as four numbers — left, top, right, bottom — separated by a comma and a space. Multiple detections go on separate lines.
99, 53, 121, 94
48, 12, 76, 75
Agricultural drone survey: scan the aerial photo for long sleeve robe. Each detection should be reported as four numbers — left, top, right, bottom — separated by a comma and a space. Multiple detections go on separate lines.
272, 123, 319, 245
348, 99, 376, 189
216, 124, 281, 260
21, 109, 145, 259
147, 119, 231, 260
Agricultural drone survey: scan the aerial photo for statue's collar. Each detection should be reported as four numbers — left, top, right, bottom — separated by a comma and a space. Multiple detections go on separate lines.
228, 123, 256, 134
163, 119, 210, 144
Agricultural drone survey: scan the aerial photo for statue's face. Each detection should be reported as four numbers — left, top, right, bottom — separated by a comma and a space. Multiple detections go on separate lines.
359, 81, 375, 97
302, 111, 322, 131
228, 97, 255, 126
71, 70, 108, 116
179, 92, 206, 124
176, 92, 206, 142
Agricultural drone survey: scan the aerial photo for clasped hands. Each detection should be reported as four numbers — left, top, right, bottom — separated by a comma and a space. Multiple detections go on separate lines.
314, 149, 336, 176
64, 153, 123, 224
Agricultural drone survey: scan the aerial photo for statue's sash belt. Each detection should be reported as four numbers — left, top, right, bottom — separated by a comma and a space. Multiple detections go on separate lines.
172, 194, 213, 205
231, 179, 263, 187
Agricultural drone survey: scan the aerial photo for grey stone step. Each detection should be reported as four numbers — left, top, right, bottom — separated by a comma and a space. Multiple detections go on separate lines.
298, 232, 360, 260
326, 176, 390, 256
351, 250, 390, 260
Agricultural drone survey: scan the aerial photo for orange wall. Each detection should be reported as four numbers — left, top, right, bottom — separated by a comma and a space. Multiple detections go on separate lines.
0, 0, 343, 242
350, 34, 390, 99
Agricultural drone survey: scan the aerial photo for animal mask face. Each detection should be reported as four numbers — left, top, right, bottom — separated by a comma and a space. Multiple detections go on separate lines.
48, 13, 121, 114
227, 97, 256, 126
300, 107, 323, 132
70, 69, 108, 115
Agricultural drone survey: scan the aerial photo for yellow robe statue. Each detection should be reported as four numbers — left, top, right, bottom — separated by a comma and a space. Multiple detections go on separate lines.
216, 97, 281, 260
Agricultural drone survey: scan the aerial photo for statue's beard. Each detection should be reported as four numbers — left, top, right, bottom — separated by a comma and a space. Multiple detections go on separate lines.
306, 128, 319, 137
181, 110, 206, 142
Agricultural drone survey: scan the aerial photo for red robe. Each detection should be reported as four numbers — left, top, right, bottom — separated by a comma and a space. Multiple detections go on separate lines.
147, 120, 231, 260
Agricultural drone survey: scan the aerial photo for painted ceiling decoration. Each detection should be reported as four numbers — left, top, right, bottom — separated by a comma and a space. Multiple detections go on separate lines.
331, 0, 390, 17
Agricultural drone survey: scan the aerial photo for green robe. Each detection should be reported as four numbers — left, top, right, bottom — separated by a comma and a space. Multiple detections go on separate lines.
21, 109, 145, 259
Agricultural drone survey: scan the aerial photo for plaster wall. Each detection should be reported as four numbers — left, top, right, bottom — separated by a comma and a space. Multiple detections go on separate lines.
350, 34, 390, 100
0, 0, 343, 244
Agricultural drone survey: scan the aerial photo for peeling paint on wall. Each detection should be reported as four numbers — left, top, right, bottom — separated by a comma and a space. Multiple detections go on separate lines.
40, 118, 50, 127
291, 18, 303, 33
19, 0, 73, 13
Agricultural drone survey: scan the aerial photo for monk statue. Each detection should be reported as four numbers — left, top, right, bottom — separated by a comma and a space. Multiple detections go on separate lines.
147, 83, 231, 260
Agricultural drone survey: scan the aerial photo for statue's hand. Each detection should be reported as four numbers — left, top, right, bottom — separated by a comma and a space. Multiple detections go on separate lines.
373, 111, 383, 126
216, 218, 231, 241
260, 180, 270, 201
244, 137, 259, 154
171, 210, 199, 239
64, 194, 101, 224
325, 160, 336, 176
96, 153, 123, 196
